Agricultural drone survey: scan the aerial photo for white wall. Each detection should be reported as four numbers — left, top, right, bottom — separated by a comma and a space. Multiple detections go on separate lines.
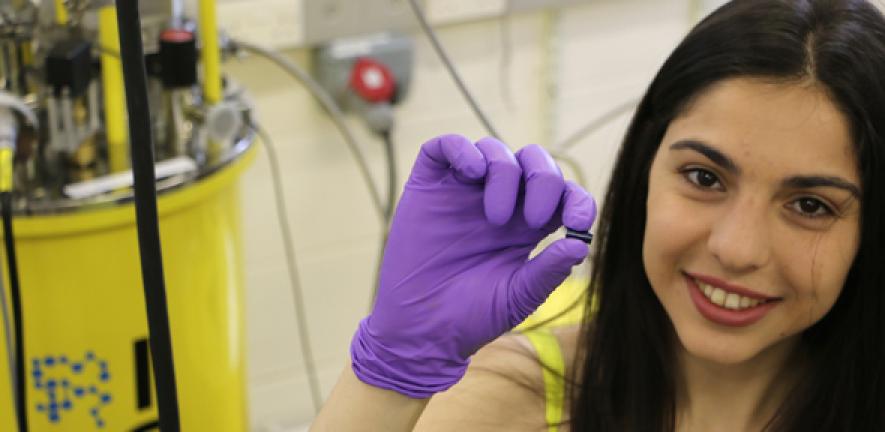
221, 0, 702, 428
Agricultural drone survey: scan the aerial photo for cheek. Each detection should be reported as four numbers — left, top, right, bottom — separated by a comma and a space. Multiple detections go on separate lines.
643, 184, 707, 287
777, 225, 858, 327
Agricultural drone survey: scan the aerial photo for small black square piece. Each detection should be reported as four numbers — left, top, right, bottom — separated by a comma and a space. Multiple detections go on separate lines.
46, 39, 93, 98
565, 228, 593, 245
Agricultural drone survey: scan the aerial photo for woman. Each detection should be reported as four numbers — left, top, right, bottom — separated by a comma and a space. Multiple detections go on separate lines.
313, 0, 885, 430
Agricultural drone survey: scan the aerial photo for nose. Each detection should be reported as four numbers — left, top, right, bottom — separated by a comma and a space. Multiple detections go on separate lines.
707, 195, 772, 273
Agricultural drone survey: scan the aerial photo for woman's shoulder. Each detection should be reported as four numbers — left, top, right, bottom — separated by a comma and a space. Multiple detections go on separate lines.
548, 324, 583, 374
413, 324, 582, 431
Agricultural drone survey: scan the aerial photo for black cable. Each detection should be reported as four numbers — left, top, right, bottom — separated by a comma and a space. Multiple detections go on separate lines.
2, 192, 26, 432
114, 1, 180, 430
407, 0, 602, 189
250, 123, 323, 413
499, 1, 516, 111
231, 40, 386, 221
14, 45, 26, 97
0, 229, 18, 429
370, 130, 397, 307
380, 130, 397, 221
370, 226, 390, 309
553, 98, 640, 152
406, 0, 502, 139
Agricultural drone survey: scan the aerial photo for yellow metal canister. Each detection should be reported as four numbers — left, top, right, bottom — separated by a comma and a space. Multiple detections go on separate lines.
0, 145, 255, 431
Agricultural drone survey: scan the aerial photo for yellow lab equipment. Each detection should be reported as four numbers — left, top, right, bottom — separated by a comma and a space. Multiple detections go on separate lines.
0, 147, 255, 431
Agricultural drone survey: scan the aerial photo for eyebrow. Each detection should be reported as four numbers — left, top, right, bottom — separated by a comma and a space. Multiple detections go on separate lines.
782, 176, 861, 198
670, 140, 741, 175
669, 139, 861, 198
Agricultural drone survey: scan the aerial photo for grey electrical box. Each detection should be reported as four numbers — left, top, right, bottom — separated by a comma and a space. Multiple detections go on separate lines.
313, 32, 414, 108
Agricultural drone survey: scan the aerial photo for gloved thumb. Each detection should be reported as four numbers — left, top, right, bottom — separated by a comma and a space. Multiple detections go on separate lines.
507, 238, 589, 325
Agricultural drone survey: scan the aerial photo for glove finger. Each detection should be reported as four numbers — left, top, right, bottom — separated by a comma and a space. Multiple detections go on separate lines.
562, 181, 598, 231
408, 134, 487, 186
508, 238, 589, 324
516, 144, 565, 229
476, 137, 521, 226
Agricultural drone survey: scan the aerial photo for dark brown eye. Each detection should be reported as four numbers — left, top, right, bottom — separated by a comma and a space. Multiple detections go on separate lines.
684, 168, 722, 189
799, 198, 821, 213
791, 197, 834, 219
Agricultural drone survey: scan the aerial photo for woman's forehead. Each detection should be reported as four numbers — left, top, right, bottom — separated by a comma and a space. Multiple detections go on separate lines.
663, 78, 859, 183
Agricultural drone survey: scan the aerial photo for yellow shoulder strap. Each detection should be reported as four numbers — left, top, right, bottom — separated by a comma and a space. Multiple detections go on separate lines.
523, 329, 565, 432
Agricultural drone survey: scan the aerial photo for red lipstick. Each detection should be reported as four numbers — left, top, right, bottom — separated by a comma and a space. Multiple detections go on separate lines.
686, 272, 778, 301
683, 272, 779, 327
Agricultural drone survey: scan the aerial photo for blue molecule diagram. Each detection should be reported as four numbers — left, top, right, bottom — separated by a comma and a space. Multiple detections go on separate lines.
31, 350, 113, 428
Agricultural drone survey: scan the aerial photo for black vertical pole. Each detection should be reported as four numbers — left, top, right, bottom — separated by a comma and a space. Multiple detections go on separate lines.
2, 192, 27, 431
114, 1, 181, 430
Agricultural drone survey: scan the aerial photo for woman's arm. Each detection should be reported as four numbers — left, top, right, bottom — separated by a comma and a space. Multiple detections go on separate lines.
310, 366, 429, 432
311, 135, 595, 430
312, 332, 549, 432
311, 327, 582, 431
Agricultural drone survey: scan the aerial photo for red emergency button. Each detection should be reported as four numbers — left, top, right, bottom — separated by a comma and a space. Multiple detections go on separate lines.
349, 57, 396, 103
160, 28, 194, 43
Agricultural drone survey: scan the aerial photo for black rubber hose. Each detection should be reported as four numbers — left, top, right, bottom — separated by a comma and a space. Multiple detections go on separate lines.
380, 129, 397, 221
2, 192, 26, 432
370, 129, 397, 307
114, 1, 181, 430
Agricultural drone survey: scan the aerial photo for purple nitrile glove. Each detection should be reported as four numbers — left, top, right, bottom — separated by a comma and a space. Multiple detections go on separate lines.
350, 134, 598, 399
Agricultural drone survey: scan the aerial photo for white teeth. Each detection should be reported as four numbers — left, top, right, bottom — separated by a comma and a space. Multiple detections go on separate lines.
724, 293, 740, 310
697, 280, 764, 311
710, 287, 726, 306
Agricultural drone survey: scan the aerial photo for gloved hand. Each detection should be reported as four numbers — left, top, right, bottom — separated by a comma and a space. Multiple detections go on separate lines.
350, 134, 597, 398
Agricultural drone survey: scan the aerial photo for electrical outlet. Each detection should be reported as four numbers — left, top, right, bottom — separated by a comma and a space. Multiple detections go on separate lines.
304, 0, 420, 45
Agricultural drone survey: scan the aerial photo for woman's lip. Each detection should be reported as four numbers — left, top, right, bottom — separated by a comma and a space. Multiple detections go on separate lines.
684, 275, 779, 327
683, 271, 779, 301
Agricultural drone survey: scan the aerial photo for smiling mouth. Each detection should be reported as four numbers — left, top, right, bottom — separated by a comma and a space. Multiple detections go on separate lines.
695, 280, 774, 311
682, 272, 783, 327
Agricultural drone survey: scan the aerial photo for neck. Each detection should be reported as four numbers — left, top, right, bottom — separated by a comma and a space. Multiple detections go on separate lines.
675, 337, 804, 432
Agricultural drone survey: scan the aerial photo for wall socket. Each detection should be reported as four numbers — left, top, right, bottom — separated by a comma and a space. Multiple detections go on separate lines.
304, 0, 421, 45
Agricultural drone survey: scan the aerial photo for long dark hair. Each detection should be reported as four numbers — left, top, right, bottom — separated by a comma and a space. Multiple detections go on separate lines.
569, 0, 885, 430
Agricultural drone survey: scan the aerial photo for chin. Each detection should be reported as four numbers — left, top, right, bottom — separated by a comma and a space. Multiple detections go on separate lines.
674, 326, 768, 366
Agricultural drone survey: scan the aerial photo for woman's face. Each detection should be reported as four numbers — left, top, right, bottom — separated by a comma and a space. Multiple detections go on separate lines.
643, 78, 861, 365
